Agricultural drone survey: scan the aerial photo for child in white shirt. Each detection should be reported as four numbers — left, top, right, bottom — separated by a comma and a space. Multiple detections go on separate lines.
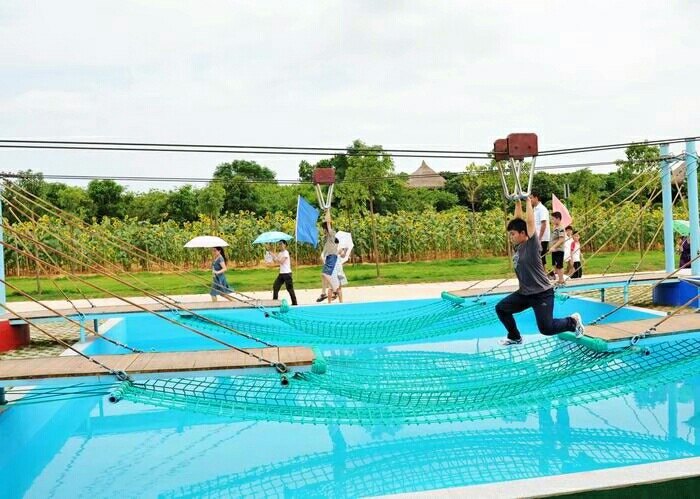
570, 231, 583, 278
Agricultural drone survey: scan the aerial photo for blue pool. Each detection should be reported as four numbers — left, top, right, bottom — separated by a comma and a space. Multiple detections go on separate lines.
1, 296, 699, 498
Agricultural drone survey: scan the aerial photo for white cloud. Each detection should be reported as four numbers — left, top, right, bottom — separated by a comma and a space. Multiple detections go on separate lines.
0, 0, 698, 189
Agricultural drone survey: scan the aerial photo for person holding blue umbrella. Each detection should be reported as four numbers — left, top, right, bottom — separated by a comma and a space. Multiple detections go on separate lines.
254, 231, 297, 305
674, 220, 691, 269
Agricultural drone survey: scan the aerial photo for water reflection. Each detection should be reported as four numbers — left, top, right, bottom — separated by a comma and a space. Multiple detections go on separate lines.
160, 381, 700, 498
2, 378, 699, 499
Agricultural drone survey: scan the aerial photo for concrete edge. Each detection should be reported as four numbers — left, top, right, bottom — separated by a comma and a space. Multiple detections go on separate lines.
377, 456, 700, 498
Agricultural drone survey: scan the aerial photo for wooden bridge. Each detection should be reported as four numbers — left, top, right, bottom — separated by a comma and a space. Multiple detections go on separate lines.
6, 298, 280, 325
0, 346, 314, 387
455, 270, 679, 299
583, 313, 700, 343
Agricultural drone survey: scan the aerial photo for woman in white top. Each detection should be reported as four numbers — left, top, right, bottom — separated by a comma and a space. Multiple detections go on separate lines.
270, 240, 297, 305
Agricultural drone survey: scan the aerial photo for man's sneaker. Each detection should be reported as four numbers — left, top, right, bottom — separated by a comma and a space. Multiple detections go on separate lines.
499, 337, 523, 346
571, 312, 585, 338
316, 294, 328, 303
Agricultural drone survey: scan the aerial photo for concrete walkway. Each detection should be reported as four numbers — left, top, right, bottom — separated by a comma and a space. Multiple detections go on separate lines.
2, 268, 675, 315
3, 279, 519, 315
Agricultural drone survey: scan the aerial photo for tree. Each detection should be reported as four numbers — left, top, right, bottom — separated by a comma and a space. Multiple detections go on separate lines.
215, 160, 276, 181
86, 179, 125, 220
164, 185, 199, 224
461, 163, 491, 213
395, 186, 458, 212
461, 163, 492, 243
3, 170, 47, 222
197, 182, 226, 227
213, 160, 275, 213
567, 168, 603, 210
614, 143, 662, 255
126, 190, 169, 223
298, 160, 313, 182
338, 140, 395, 276
531, 171, 564, 204
254, 183, 316, 215
56, 185, 94, 220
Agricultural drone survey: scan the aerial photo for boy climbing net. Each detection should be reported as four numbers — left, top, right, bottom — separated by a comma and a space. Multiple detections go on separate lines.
496, 196, 585, 345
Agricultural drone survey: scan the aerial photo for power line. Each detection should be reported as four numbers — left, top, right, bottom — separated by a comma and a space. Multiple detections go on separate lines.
0, 139, 492, 157
0, 156, 674, 186
0, 143, 490, 160
538, 135, 700, 156
0, 134, 697, 159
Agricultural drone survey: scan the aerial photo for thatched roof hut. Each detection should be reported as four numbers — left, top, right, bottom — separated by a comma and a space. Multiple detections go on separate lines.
407, 161, 446, 188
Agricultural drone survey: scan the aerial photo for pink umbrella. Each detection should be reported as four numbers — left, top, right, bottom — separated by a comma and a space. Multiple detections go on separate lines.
552, 194, 572, 227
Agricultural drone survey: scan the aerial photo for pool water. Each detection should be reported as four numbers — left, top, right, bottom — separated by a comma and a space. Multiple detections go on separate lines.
1, 297, 699, 498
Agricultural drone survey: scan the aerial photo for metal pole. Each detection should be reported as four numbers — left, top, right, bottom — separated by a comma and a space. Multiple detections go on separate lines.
660, 143, 675, 273
0, 187, 6, 307
686, 140, 700, 276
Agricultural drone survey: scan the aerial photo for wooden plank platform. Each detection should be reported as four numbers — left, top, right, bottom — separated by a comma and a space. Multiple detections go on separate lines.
7, 298, 280, 324
454, 271, 675, 298
585, 313, 700, 342
0, 346, 314, 384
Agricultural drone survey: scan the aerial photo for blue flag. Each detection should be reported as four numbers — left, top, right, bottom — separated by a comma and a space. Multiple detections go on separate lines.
295, 195, 319, 246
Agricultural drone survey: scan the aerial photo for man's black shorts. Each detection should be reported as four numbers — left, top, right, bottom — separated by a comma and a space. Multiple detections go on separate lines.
552, 251, 565, 269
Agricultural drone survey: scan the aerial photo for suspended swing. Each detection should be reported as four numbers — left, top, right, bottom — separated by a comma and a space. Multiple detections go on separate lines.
493, 133, 539, 200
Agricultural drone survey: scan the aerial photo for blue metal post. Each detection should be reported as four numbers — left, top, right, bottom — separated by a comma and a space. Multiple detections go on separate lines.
0, 188, 5, 307
660, 144, 675, 272
686, 141, 700, 276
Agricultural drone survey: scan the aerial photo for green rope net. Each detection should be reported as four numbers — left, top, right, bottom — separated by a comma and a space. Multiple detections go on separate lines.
268, 292, 470, 338
113, 337, 700, 425
177, 300, 498, 345
176, 293, 571, 345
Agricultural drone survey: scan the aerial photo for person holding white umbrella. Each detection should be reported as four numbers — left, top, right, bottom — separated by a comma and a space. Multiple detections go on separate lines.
210, 246, 232, 301
329, 231, 353, 303
183, 236, 233, 301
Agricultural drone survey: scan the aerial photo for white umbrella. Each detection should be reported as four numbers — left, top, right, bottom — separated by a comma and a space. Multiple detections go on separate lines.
184, 236, 229, 248
335, 231, 354, 264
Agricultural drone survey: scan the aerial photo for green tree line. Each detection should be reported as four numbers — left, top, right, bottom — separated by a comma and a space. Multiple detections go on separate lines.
4, 141, 672, 225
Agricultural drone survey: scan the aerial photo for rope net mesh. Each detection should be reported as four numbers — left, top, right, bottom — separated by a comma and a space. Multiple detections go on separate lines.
115, 337, 700, 425
176, 294, 567, 345
175, 290, 575, 345
176, 301, 498, 344
267, 294, 473, 339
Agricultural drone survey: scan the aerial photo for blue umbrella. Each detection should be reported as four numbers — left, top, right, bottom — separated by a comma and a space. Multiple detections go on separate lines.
253, 231, 293, 244
673, 220, 690, 236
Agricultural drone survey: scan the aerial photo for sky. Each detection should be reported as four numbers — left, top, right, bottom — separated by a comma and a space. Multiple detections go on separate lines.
0, 0, 698, 191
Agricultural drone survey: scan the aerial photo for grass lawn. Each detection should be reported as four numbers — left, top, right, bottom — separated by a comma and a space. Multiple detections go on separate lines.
6, 250, 666, 302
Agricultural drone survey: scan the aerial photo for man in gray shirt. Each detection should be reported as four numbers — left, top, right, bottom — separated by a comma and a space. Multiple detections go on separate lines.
495, 197, 585, 345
